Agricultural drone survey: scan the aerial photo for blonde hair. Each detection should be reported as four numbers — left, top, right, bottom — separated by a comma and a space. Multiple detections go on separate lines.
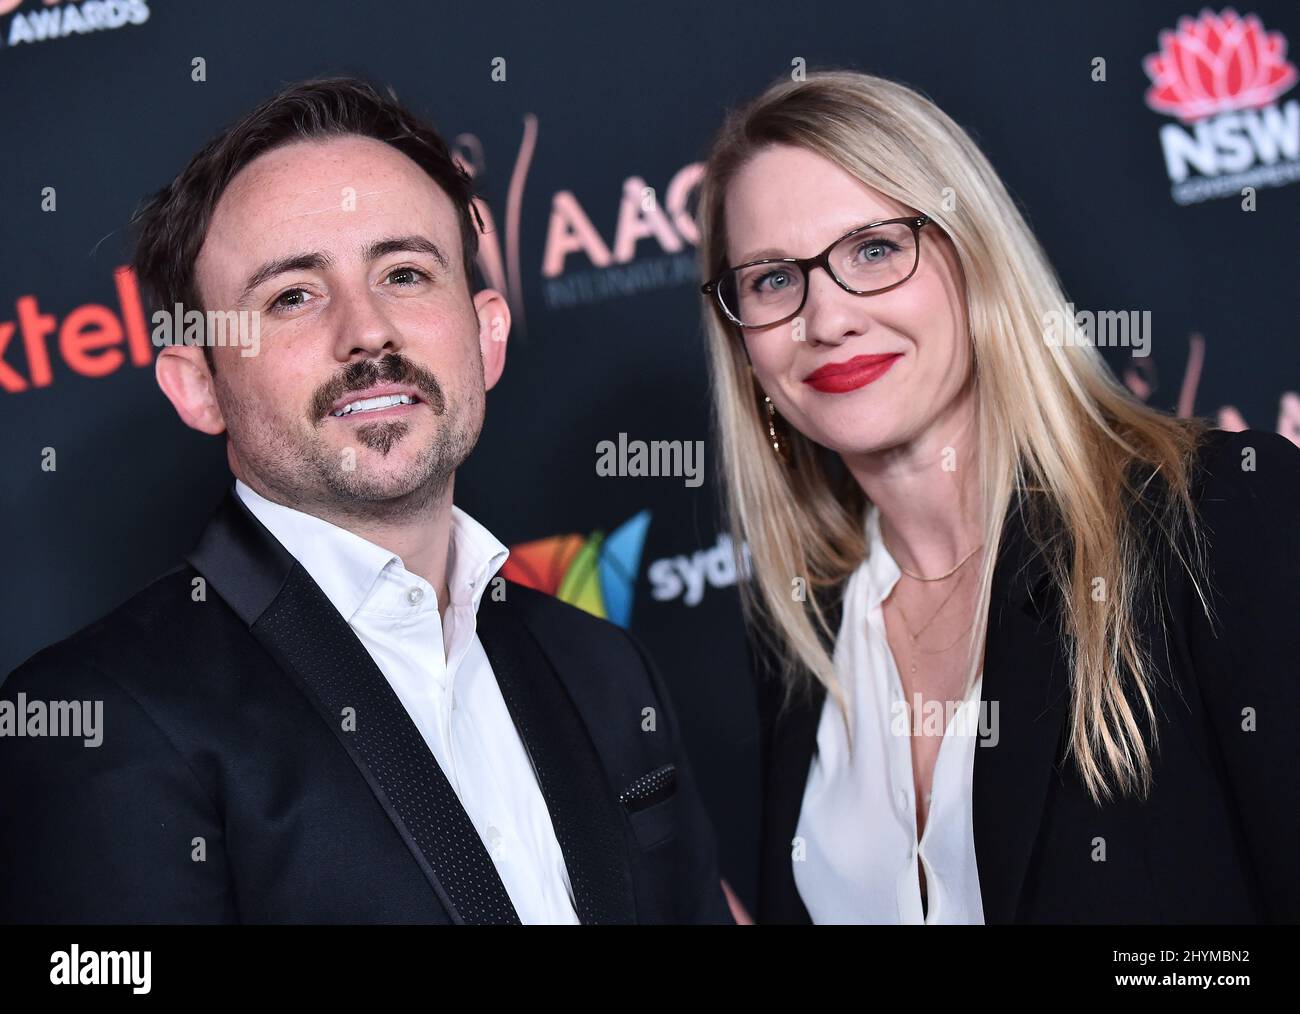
698, 70, 1213, 804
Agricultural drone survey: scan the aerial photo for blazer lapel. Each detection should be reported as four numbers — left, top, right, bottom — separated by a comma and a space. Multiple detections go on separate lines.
187, 489, 520, 925
972, 493, 1071, 924
476, 594, 637, 924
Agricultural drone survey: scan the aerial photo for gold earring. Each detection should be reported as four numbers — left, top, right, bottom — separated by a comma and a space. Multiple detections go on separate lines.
764, 395, 791, 467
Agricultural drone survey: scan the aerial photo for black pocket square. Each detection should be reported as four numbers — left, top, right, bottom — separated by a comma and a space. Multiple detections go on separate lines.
619, 764, 677, 812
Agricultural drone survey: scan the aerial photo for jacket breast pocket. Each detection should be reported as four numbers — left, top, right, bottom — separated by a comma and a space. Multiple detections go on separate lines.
620, 763, 678, 849
627, 794, 679, 850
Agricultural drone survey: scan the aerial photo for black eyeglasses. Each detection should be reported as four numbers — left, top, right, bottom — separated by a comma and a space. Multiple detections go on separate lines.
701, 215, 932, 329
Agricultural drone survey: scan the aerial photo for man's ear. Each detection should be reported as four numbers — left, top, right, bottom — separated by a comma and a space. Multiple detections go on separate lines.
155, 346, 227, 435
473, 288, 510, 391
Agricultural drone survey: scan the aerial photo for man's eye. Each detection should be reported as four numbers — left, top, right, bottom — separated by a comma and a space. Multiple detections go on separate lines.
385, 267, 429, 286
270, 287, 311, 311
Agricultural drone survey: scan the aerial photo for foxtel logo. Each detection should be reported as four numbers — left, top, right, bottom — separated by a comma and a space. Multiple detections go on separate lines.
0, 266, 153, 393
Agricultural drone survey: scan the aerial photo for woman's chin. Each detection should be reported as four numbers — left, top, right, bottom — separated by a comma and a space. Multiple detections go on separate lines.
802, 430, 901, 460
794, 411, 907, 456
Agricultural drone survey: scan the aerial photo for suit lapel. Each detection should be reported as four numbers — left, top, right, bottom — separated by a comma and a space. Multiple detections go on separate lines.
187, 489, 520, 925
476, 594, 637, 924
756, 583, 838, 923
761, 675, 823, 923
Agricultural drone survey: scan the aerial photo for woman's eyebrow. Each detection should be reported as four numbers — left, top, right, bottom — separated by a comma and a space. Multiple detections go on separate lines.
735, 220, 888, 263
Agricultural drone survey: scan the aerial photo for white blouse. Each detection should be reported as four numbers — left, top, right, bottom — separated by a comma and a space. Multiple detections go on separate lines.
793, 504, 986, 924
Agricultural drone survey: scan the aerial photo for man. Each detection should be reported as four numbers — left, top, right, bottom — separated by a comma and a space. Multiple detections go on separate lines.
0, 78, 732, 925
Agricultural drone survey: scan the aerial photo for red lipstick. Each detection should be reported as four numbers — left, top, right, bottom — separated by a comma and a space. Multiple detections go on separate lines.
803, 353, 902, 393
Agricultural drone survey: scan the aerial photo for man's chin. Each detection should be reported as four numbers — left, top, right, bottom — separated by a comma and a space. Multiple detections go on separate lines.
322, 464, 443, 505
339, 418, 415, 456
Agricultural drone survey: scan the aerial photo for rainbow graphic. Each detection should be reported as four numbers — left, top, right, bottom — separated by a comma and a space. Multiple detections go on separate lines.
500, 511, 651, 628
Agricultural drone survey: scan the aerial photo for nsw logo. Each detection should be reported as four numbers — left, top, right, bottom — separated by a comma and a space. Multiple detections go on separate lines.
1143, 8, 1300, 204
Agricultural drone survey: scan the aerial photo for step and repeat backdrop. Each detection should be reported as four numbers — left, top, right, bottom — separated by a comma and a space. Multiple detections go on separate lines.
2, 0, 1297, 908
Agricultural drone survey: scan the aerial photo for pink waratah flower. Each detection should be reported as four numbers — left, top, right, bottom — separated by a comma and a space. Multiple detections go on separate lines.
1144, 7, 1298, 122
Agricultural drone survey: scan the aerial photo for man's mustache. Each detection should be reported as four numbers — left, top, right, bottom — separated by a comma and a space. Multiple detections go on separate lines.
309, 354, 446, 421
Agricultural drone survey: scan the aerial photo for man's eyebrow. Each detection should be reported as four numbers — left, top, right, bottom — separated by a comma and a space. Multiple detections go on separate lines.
238, 252, 334, 305
234, 236, 449, 306
363, 235, 448, 268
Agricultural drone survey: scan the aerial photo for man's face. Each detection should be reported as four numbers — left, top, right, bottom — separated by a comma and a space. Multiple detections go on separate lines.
193, 134, 498, 517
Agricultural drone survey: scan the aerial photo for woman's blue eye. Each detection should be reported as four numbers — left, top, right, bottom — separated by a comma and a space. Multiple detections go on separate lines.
751, 269, 794, 293
856, 239, 899, 263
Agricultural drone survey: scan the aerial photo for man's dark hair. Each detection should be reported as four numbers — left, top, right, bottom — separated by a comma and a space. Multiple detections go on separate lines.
132, 77, 484, 371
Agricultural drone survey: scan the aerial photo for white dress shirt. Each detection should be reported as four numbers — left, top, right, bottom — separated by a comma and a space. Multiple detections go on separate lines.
794, 503, 985, 924
234, 479, 579, 924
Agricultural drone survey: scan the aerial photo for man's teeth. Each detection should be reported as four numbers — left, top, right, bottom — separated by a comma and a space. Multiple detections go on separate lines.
332, 393, 415, 417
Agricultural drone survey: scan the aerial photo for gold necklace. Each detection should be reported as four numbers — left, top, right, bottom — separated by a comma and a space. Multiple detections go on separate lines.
890, 571, 976, 675
880, 527, 983, 675
890, 541, 983, 582
893, 578, 963, 642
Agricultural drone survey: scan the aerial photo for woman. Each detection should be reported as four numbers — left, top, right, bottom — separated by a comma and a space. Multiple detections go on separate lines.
696, 71, 1299, 924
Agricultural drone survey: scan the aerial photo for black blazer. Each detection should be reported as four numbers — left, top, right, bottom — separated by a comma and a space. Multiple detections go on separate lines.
754, 428, 1300, 924
0, 488, 733, 925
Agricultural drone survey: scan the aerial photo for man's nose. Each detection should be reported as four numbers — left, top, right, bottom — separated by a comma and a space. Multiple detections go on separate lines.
331, 286, 405, 361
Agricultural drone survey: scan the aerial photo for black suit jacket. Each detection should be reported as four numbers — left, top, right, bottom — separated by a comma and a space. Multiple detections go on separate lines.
0, 488, 733, 924
755, 428, 1300, 924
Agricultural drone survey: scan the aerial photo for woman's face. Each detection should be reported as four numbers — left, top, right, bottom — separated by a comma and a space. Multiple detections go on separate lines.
723, 144, 972, 458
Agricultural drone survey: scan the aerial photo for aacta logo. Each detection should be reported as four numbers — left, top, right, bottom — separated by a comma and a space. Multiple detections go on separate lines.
0, 0, 150, 48
456, 118, 703, 325
500, 511, 651, 628
1144, 8, 1300, 204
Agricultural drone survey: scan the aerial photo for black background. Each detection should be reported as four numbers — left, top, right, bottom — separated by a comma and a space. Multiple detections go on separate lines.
2, 0, 1297, 911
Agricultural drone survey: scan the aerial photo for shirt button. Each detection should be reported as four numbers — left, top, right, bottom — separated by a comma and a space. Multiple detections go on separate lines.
407, 587, 424, 605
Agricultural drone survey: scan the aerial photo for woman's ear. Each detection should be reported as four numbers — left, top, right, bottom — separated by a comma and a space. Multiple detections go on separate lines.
155, 346, 227, 435
474, 288, 510, 391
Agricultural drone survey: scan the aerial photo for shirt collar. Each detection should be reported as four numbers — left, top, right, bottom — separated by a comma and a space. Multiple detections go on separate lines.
233, 480, 509, 623
443, 501, 511, 613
